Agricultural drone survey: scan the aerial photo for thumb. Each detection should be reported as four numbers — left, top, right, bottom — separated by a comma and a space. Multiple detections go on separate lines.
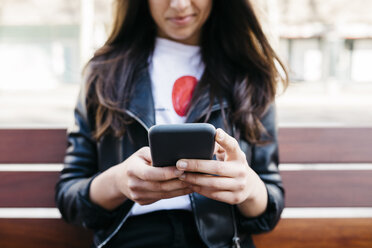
215, 128, 241, 161
136, 146, 152, 164
214, 142, 226, 161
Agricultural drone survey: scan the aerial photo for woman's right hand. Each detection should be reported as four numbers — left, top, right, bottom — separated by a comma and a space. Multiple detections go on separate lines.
115, 147, 192, 205
90, 147, 191, 210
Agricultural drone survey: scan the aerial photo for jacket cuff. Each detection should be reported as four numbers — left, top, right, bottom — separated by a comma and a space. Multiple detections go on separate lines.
78, 173, 125, 230
237, 183, 284, 234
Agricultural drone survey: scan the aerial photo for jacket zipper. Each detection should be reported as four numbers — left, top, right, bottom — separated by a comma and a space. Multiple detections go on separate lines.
231, 206, 241, 248
97, 210, 132, 248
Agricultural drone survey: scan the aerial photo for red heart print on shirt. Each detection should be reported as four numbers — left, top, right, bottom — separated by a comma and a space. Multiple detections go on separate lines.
172, 76, 197, 117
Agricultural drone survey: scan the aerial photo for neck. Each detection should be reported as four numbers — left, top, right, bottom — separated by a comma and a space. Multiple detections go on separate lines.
157, 31, 200, 46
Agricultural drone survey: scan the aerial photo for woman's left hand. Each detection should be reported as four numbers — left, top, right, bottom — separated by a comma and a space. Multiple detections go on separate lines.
176, 128, 268, 217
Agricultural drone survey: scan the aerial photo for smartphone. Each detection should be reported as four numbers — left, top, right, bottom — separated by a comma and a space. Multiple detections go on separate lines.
148, 123, 216, 167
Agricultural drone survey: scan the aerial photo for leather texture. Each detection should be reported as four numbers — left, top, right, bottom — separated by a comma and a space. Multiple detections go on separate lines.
55, 68, 284, 248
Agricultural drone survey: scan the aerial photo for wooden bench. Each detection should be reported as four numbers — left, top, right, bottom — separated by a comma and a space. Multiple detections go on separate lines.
1, 128, 371, 248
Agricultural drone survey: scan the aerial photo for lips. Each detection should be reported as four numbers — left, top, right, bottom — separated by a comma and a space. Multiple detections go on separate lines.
168, 14, 196, 26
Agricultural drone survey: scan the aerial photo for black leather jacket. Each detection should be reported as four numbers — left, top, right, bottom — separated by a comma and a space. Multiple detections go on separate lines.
55, 69, 284, 248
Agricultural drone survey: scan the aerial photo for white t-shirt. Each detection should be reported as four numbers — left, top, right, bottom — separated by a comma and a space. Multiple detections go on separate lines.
130, 37, 205, 216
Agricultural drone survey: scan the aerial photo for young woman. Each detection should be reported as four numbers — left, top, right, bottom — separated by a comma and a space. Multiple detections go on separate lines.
56, 0, 287, 247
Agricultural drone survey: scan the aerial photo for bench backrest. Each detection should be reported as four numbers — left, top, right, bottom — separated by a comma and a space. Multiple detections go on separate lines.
1, 128, 372, 248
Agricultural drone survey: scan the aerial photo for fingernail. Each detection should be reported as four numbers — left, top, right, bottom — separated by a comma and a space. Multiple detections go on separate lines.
179, 174, 186, 180
174, 170, 183, 177
217, 129, 224, 141
177, 160, 188, 169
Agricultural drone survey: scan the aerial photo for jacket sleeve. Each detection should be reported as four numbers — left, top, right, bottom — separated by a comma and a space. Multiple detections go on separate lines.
236, 103, 285, 234
55, 80, 124, 230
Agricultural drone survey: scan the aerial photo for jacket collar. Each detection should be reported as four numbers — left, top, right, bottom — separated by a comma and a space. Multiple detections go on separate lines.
125, 69, 156, 130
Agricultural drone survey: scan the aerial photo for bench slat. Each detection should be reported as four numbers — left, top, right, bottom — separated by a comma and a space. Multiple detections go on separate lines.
1, 128, 372, 164
252, 218, 372, 248
279, 127, 372, 163
0, 172, 59, 207
0, 219, 92, 248
1, 170, 371, 207
0, 129, 66, 164
282, 170, 372, 207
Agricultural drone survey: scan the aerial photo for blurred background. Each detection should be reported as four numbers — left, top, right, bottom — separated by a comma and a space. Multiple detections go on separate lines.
0, 0, 371, 128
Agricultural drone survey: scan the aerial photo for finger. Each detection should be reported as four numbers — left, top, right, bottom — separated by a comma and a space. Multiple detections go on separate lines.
179, 173, 244, 191
215, 128, 243, 161
128, 163, 184, 181
142, 166, 184, 181
129, 177, 189, 192
176, 159, 240, 177
132, 188, 193, 205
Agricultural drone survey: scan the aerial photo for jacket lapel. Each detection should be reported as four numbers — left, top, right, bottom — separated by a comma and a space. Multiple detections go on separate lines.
126, 69, 156, 130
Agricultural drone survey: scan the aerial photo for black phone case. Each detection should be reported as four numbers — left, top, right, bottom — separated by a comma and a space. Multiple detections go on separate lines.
149, 123, 216, 167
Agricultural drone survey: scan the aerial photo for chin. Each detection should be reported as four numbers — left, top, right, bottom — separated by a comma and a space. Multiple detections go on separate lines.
163, 26, 198, 42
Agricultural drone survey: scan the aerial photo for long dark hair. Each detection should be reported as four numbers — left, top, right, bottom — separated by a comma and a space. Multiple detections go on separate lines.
86, 0, 288, 143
